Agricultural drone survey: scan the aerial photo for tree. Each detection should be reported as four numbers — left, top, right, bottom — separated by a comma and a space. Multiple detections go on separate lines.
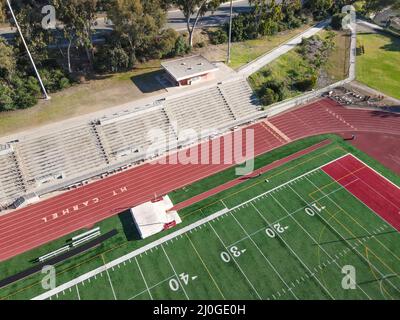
106, 0, 166, 65
331, 12, 346, 30
282, 0, 303, 28
53, 0, 98, 70
172, 0, 222, 47
305, 0, 334, 18
0, 38, 16, 79
260, 87, 278, 105
365, 0, 400, 13
0, 0, 6, 23
0, 82, 15, 111
12, 1, 53, 68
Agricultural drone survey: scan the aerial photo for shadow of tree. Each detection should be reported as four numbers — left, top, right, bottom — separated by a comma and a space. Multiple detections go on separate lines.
314, 230, 398, 246
380, 33, 400, 52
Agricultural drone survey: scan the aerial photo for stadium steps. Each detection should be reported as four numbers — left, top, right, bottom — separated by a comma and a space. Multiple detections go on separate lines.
160, 108, 179, 142
218, 79, 261, 120
217, 86, 236, 120
90, 123, 111, 164
165, 86, 235, 136
0, 150, 26, 208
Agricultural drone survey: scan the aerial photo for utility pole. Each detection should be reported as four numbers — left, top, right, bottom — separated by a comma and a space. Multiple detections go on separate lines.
227, 0, 233, 65
6, 0, 50, 100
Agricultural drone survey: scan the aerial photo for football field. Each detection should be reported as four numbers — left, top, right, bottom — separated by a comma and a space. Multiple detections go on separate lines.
38, 146, 400, 300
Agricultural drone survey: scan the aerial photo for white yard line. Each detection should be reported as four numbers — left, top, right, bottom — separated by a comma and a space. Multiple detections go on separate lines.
104, 264, 117, 300
227, 177, 360, 248
208, 222, 262, 300
303, 176, 400, 295
135, 257, 153, 300
161, 244, 189, 300
75, 285, 81, 300
32, 154, 350, 300
229, 210, 299, 300
283, 184, 372, 299
251, 201, 336, 300
128, 275, 175, 300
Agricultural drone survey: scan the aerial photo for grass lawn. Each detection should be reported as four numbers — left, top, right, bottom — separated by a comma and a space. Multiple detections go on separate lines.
357, 32, 400, 99
1, 134, 400, 300
249, 49, 307, 102
324, 30, 351, 81
0, 60, 163, 137
228, 24, 312, 69
249, 30, 350, 109
196, 24, 312, 70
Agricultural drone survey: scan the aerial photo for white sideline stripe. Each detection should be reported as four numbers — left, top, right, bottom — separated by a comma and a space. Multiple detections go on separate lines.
32, 153, 349, 300
349, 154, 400, 191
303, 176, 400, 295
31, 208, 227, 300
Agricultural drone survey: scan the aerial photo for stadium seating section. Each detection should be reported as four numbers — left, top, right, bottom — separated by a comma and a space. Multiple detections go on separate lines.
0, 78, 261, 208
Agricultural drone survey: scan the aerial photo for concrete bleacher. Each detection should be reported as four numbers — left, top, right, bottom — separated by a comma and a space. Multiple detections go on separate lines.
165, 86, 235, 137
15, 124, 108, 187
96, 107, 176, 161
218, 79, 261, 119
0, 78, 261, 208
0, 145, 26, 208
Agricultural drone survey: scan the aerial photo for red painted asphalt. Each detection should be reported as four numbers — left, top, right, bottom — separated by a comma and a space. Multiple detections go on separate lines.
322, 154, 400, 232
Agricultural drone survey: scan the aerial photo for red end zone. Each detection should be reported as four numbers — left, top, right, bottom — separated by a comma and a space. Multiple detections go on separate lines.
321, 154, 400, 231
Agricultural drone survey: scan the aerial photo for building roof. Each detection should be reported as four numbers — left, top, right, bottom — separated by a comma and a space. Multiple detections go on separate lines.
161, 55, 219, 81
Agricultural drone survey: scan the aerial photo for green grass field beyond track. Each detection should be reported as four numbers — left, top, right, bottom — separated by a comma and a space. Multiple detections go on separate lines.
2, 136, 400, 300
357, 32, 400, 99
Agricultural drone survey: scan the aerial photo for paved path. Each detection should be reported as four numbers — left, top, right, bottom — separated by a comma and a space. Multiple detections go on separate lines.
238, 19, 331, 77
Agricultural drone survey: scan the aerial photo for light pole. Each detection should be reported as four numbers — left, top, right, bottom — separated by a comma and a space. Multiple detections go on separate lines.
227, 0, 233, 65
6, 0, 50, 100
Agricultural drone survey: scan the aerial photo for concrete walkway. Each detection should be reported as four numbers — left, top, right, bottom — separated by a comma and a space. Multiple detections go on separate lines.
238, 19, 331, 77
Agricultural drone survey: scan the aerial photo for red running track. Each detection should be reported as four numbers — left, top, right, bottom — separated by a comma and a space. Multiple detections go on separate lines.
170, 139, 332, 212
269, 98, 400, 140
322, 154, 400, 231
0, 124, 283, 261
1, 98, 400, 261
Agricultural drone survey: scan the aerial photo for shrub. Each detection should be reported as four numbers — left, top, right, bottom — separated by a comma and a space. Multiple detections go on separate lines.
258, 79, 286, 106
152, 28, 180, 59
0, 82, 15, 111
292, 75, 317, 91
174, 36, 190, 56
209, 29, 228, 45
331, 13, 347, 30
40, 69, 72, 92
259, 87, 278, 105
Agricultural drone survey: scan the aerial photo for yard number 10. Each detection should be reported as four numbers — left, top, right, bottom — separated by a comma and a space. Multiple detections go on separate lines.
305, 203, 326, 216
